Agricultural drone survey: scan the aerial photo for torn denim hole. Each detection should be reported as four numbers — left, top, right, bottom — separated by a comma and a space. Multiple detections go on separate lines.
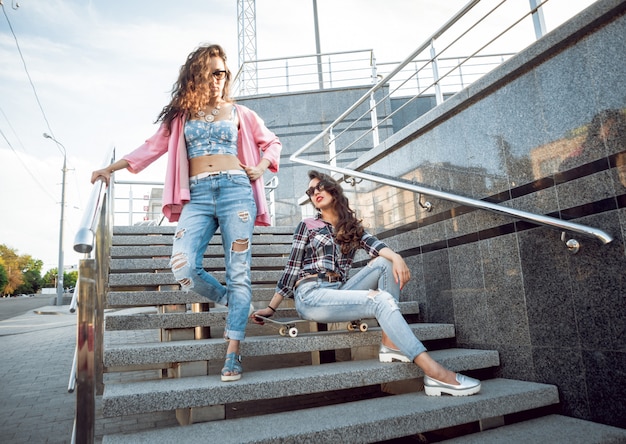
170, 252, 193, 289
231, 238, 249, 252
367, 289, 380, 300
237, 211, 250, 222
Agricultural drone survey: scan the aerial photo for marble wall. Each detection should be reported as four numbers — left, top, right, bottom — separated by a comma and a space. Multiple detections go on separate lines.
348, 1, 626, 428
238, 0, 626, 428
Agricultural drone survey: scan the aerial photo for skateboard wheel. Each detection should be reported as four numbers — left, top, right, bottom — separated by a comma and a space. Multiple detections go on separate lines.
279, 326, 287, 336
347, 322, 355, 331
288, 327, 298, 338
359, 322, 368, 332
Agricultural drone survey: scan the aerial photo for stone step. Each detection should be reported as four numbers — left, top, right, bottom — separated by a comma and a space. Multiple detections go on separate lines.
109, 256, 287, 272
104, 322, 451, 367
113, 226, 296, 236
112, 233, 295, 246
106, 288, 279, 306
102, 348, 500, 417
110, 244, 292, 259
101, 378, 556, 443
108, 270, 283, 288
104, 301, 421, 331
440, 414, 626, 443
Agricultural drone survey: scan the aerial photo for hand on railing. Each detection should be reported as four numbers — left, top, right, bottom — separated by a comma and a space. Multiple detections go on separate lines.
90, 168, 113, 186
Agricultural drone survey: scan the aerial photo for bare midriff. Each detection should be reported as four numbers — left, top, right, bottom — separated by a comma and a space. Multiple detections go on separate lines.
189, 154, 242, 176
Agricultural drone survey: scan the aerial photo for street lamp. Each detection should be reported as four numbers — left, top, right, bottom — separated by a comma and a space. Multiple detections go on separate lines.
43, 133, 67, 307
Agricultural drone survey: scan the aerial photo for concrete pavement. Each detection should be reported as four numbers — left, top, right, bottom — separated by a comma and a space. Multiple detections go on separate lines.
0, 304, 77, 443
0, 302, 178, 444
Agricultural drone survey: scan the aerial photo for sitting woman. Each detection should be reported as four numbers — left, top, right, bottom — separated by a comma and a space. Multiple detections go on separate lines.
251, 170, 480, 396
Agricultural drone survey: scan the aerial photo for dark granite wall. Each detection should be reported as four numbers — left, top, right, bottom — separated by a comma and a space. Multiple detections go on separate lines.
239, 0, 626, 428
347, 1, 626, 428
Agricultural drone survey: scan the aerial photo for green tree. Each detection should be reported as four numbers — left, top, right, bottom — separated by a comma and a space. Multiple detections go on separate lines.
0, 264, 8, 296
15, 269, 44, 295
0, 245, 46, 296
0, 245, 25, 295
15, 257, 44, 295
42, 268, 58, 288
43, 268, 77, 291
65, 270, 78, 289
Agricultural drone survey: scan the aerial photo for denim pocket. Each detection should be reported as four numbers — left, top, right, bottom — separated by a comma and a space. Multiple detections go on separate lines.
295, 281, 320, 302
230, 174, 252, 188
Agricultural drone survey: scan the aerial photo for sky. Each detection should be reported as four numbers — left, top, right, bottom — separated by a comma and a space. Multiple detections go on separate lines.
0, 0, 594, 273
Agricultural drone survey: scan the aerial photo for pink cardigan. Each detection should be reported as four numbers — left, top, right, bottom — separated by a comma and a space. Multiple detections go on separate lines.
123, 104, 282, 226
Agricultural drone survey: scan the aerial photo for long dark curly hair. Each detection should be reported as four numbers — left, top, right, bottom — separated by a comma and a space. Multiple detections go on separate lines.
308, 170, 364, 254
156, 44, 233, 129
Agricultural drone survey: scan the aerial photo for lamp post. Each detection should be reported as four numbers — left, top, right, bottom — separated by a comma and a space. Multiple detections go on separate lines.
43, 133, 67, 307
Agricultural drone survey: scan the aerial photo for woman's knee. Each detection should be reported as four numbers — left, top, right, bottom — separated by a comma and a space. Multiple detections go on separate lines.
368, 289, 400, 311
368, 256, 392, 270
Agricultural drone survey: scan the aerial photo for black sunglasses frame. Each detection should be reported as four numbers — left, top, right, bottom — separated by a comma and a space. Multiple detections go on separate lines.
211, 70, 228, 80
305, 182, 326, 197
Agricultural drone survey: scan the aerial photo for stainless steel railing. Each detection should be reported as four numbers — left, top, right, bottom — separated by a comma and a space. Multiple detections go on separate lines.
289, 0, 612, 246
68, 149, 281, 442
69, 148, 114, 444
292, 0, 595, 164
111, 176, 281, 227
290, 159, 613, 246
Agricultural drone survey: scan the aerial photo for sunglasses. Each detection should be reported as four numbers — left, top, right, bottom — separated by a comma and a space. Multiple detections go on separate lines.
305, 182, 326, 197
211, 70, 228, 80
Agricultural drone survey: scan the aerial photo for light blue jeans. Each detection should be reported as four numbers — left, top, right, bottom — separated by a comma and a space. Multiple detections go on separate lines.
170, 172, 256, 341
295, 256, 427, 361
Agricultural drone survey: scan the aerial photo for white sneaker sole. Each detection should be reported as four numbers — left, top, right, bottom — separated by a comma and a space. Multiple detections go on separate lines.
378, 351, 411, 363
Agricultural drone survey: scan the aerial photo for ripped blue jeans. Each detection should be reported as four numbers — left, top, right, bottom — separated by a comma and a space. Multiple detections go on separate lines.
294, 256, 427, 361
170, 172, 256, 341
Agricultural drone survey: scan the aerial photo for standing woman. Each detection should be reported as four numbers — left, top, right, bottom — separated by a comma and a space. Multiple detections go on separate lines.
252, 171, 480, 396
92, 44, 282, 382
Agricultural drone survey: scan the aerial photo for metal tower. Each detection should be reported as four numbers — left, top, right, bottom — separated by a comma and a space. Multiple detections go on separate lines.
237, 0, 258, 96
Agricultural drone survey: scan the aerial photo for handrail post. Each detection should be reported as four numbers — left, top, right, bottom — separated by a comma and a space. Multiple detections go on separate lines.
430, 39, 444, 105
529, 0, 547, 39
313, 0, 323, 89
328, 127, 337, 167
369, 93, 380, 148
95, 180, 112, 395
264, 176, 279, 226
370, 50, 377, 84
74, 258, 96, 444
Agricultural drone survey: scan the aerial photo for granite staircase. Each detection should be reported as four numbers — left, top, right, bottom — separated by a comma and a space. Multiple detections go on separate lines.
99, 225, 626, 443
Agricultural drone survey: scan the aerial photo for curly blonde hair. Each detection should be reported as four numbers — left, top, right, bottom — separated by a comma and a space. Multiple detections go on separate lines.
157, 44, 233, 130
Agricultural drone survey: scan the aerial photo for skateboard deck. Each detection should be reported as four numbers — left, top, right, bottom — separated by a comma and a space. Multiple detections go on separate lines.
254, 316, 309, 337
255, 316, 368, 337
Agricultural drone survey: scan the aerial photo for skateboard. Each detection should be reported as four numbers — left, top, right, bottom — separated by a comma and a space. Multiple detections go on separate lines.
255, 316, 368, 337
254, 316, 309, 337
346, 320, 369, 332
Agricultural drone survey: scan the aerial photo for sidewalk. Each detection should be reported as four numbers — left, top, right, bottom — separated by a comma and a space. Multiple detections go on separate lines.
0, 306, 77, 443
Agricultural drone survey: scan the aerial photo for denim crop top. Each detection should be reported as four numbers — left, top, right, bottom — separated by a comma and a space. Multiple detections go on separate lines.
185, 107, 238, 159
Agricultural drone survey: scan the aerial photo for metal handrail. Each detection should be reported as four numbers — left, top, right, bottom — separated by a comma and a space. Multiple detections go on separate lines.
290, 0, 613, 246
232, 49, 376, 96
67, 150, 283, 441
292, 0, 591, 160
74, 175, 109, 254
70, 148, 115, 444
290, 0, 483, 162
289, 159, 613, 245
111, 176, 281, 226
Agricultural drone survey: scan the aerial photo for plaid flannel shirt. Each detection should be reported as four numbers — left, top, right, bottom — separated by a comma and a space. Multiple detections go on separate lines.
275, 215, 388, 299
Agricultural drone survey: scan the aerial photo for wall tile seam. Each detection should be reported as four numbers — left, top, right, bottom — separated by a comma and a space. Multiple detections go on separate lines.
366, 152, 626, 237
